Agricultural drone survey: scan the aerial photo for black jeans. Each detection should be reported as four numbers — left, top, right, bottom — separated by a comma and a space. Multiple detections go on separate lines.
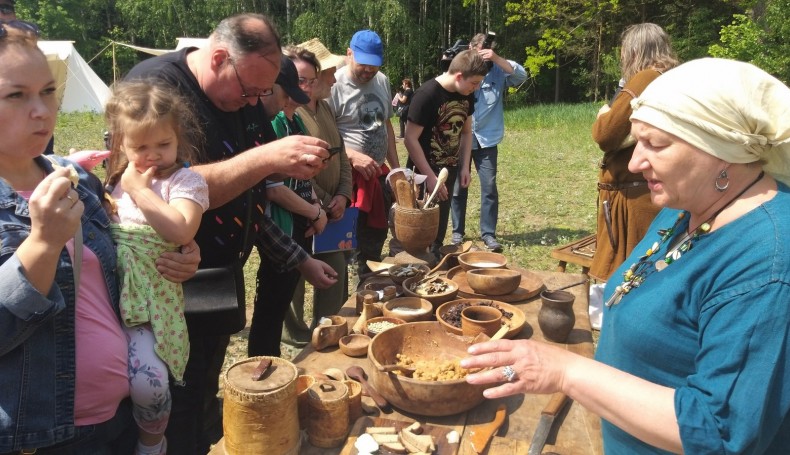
4, 399, 137, 455
399, 106, 409, 137
165, 332, 229, 455
248, 257, 303, 357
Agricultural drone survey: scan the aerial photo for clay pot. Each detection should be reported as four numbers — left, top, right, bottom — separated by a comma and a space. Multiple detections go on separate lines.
538, 290, 576, 343
461, 305, 503, 338
457, 251, 508, 271
393, 204, 440, 255
465, 268, 522, 296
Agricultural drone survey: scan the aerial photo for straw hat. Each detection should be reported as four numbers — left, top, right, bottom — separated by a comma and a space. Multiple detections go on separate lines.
298, 38, 346, 71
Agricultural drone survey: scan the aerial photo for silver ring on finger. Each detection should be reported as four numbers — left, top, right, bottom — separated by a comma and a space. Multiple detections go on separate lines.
502, 365, 517, 382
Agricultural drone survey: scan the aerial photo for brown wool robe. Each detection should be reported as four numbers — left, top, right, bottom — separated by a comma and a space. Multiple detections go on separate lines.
589, 69, 662, 281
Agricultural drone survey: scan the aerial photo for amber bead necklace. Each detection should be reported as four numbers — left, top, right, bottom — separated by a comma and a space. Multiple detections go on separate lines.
605, 171, 765, 307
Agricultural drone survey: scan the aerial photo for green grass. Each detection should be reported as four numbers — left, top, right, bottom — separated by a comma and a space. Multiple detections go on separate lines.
55, 103, 603, 360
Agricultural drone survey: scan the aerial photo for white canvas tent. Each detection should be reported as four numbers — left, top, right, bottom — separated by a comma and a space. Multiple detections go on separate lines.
175, 38, 208, 50
37, 41, 111, 113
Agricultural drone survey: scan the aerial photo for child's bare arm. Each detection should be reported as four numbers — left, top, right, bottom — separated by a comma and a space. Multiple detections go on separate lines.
130, 188, 203, 245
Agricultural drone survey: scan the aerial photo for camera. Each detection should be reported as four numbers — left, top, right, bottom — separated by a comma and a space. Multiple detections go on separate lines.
482, 31, 496, 49
440, 39, 468, 72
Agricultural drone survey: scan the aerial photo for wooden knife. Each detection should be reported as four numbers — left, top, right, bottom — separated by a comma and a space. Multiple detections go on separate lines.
469, 403, 507, 453
527, 392, 570, 455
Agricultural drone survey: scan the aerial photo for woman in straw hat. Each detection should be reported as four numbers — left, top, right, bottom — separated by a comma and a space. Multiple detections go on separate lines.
462, 58, 790, 454
281, 40, 353, 347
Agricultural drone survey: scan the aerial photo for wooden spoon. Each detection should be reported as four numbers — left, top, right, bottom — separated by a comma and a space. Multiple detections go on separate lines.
377, 363, 416, 375
427, 240, 473, 275
423, 167, 448, 209
346, 366, 390, 410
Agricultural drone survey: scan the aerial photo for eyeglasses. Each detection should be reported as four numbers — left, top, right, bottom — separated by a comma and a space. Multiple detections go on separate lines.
0, 20, 41, 39
228, 58, 273, 99
0, 5, 16, 15
298, 77, 317, 88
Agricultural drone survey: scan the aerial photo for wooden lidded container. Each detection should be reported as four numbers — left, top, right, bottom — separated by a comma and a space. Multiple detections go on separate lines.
222, 356, 299, 455
306, 380, 349, 448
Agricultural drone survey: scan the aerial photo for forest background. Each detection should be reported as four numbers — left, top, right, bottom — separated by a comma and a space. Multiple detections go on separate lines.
13, 0, 789, 104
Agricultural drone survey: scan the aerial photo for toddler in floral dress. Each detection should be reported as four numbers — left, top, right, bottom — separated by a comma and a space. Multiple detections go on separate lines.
104, 81, 208, 455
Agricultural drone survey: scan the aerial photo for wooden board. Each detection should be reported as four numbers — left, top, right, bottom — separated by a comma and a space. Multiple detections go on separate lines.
446, 266, 544, 302
340, 416, 460, 455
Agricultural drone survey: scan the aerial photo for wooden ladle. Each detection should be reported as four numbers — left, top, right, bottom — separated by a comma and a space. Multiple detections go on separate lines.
423, 167, 449, 209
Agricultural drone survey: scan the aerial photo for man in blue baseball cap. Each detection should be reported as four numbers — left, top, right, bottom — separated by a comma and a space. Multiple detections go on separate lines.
329, 29, 400, 279
349, 29, 384, 67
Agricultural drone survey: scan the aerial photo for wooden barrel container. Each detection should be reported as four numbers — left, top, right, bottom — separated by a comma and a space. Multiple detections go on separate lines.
344, 379, 363, 425
393, 204, 440, 255
296, 374, 316, 430
222, 356, 300, 455
306, 380, 349, 448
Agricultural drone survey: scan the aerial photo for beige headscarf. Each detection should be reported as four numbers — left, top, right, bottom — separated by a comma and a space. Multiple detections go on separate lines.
630, 58, 790, 185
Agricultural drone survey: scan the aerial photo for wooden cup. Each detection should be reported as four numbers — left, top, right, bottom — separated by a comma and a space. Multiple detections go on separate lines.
461, 305, 503, 338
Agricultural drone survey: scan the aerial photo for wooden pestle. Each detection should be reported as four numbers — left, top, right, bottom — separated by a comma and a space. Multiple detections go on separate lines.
351, 296, 383, 334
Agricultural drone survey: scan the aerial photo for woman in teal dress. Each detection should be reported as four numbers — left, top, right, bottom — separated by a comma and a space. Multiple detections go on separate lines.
460, 58, 790, 454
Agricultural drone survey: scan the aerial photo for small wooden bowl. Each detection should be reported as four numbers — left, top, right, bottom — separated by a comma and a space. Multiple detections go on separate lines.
402, 276, 459, 310
338, 334, 371, 357
388, 263, 430, 286
457, 251, 508, 271
465, 268, 522, 296
382, 297, 433, 322
363, 316, 407, 338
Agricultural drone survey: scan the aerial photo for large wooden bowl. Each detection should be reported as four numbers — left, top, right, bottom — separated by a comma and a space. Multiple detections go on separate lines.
402, 276, 459, 309
457, 251, 507, 271
367, 322, 486, 416
465, 268, 522, 296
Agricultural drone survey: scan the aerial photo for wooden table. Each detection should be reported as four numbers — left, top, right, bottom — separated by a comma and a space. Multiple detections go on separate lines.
211, 271, 603, 455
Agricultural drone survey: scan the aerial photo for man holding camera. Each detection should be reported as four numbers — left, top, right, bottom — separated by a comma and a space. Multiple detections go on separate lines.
451, 32, 527, 252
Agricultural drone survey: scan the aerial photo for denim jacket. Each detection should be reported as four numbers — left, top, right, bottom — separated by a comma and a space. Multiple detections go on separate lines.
0, 156, 120, 452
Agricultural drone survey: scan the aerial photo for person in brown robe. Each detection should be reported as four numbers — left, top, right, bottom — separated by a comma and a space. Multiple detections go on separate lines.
589, 23, 679, 281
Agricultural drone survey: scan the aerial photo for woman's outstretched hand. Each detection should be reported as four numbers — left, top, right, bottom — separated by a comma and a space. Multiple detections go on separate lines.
461, 339, 572, 399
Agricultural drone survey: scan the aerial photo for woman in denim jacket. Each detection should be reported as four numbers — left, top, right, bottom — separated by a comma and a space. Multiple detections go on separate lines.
0, 24, 199, 454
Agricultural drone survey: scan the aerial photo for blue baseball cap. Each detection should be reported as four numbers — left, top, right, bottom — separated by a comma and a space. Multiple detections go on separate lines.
350, 30, 383, 67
